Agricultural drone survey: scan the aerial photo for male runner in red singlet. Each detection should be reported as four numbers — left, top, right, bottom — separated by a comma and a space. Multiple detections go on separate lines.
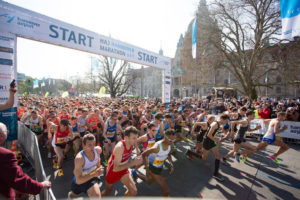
102, 126, 143, 197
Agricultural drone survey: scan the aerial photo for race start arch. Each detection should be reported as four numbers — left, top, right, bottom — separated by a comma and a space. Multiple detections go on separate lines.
0, 1, 171, 102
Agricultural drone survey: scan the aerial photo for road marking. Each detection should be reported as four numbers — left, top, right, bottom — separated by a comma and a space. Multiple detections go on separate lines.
257, 172, 300, 189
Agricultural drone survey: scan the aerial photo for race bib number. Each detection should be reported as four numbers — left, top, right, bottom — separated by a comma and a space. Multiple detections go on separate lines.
56, 137, 66, 143
107, 131, 115, 137
153, 159, 164, 167
147, 142, 155, 148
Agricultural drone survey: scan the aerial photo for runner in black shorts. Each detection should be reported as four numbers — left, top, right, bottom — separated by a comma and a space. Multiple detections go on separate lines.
68, 134, 104, 199
201, 114, 230, 181
223, 110, 261, 164
186, 115, 215, 159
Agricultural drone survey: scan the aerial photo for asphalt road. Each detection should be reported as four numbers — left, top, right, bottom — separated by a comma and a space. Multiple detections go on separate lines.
40, 138, 300, 200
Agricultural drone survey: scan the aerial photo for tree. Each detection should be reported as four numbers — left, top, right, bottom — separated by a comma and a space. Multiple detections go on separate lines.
205, 0, 296, 99
57, 80, 72, 92
17, 78, 34, 95
96, 56, 137, 98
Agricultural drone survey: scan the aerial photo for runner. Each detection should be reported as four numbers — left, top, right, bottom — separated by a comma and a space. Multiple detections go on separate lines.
46, 110, 60, 158
78, 109, 88, 137
102, 126, 143, 197
103, 111, 123, 166
49, 119, 73, 176
28, 110, 44, 141
151, 113, 164, 142
248, 112, 289, 164
87, 108, 104, 145
136, 129, 176, 196
201, 114, 230, 181
222, 110, 261, 165
68, 133, 104, 199
186, 115, 215, 159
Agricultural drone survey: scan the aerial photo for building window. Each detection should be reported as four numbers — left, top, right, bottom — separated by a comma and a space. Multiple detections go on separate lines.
276, 76, 282, 83
276, 87, 281, 94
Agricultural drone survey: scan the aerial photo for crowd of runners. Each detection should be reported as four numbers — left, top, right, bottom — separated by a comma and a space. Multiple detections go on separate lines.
16, 95, 298, 198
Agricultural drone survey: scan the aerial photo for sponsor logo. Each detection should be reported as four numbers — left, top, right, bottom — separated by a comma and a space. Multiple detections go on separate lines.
0, 84, 8, 90
0, 14, 15, 23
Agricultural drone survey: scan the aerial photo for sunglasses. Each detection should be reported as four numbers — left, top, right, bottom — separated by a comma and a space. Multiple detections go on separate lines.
165, 135, 176, 143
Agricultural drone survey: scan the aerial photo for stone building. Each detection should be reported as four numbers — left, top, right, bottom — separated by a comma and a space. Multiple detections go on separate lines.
171, 0, 300, 99
127, 49, 163, 98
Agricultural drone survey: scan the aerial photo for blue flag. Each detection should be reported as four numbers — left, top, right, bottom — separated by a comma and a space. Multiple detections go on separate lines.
91, 57, 99, 71
41, 77, 46, 87
192, 18, 197, 59
280, 0, 300, 40
265, 72, 269, 83
33, 80, 39, 88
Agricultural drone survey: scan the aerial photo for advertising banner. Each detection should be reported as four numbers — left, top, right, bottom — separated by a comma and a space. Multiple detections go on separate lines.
0, 1, 171, 103
0, 31, 17, 141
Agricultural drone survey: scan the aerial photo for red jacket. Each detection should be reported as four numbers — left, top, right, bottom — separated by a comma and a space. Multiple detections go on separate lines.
258, 108, 271, 119
0, 147, 43, 199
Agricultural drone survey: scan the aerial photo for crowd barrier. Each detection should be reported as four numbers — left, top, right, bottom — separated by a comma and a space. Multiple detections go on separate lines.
17, 122, 56, 200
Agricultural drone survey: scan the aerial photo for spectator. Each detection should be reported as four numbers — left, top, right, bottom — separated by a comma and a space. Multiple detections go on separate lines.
258, 103, 271, 119
0, 123, 51, 199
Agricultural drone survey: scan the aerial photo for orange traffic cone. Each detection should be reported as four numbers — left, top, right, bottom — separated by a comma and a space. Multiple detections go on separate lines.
11, 140, 17, 153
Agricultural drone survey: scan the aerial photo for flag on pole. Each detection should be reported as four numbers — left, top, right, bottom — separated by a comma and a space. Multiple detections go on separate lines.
91, 57, 99, 71
41, 77, 46, 87
45, 91, 49, 97
62, 91, 69, 98
265, 72, 269, 83
280, 0, 300, 40
33, 80, 39, 88
192, 18, 197, 59
48, 78, 51, 85
228, 71, 231, 84
98, 86, 106, 98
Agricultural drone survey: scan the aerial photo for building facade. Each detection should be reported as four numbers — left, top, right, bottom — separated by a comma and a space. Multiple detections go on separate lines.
171, 0, 300, 99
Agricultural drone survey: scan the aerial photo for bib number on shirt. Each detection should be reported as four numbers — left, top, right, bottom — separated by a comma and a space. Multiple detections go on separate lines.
107, 131, 115, 137
153, 159, 164, 167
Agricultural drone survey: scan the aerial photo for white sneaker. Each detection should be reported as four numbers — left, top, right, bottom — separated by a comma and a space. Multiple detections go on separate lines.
48, 152, 51, 158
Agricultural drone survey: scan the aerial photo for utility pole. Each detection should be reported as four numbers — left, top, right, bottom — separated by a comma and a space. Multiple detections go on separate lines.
141, 66, 144, 98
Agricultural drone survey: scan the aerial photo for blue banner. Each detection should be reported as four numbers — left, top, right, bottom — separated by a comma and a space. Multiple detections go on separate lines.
0, 107, 18, 141
280, 0, 300, 40
192, 18, 197, 59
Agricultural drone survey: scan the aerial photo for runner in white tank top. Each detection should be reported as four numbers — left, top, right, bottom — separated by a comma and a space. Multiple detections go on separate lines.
136, 129, 176, 197
68, 133, 103, 199
247, 112, 289, 164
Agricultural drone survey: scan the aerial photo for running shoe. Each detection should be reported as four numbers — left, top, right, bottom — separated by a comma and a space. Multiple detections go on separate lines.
213, 174, 225, 182
222, 158, 231, 166
103, 159, 109, 167
235, 153, 240, 163
183, 137, 190, 142
185, 151, 195, 160
58, 168, 64, 176
269, 155, 281, 164
241, 154, 248, 163
173, 144, 177, 150
131, 169, 137, 180
238, 148, 242, 153
53, 162, 58, 169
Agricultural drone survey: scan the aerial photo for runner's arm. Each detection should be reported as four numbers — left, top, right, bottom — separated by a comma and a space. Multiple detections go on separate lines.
102, 122, 108, 140
141, 144, 159, 169
274, 121, 287, 134
74, 155, 101, 184
112, 144, 136, 172
95, 146, 102, 168
207, 122, 218, 143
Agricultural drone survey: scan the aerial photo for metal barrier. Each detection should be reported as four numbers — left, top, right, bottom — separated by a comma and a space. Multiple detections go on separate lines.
17, 122, 56, 200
